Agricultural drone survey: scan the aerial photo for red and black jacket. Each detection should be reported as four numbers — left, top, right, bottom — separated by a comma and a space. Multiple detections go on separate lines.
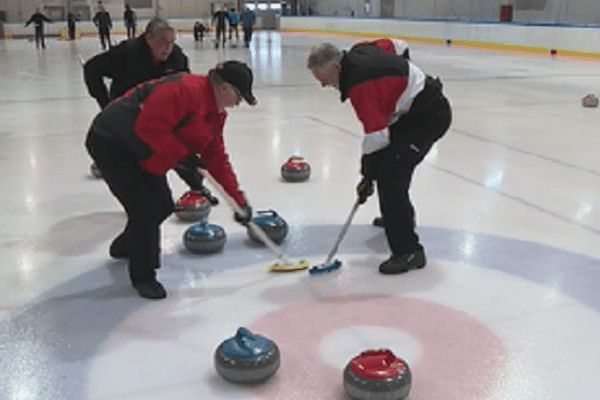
338, 43, 425, 179
351, 38, 410, 59
91, 73, 247, 205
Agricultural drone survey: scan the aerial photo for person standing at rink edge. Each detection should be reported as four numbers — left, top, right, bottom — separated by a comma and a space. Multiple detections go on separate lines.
67, 11, 79, 40
93, 4, 112, 50
24, 8, 52, 49
85, 61, 258, 299
307, 42, 452, 275
193, 21, 206, 41
212, 5, 230, 48
228, 8, 240, 41
83, 17, 219, 205
124, 4, 137, 39
239, 6, 256, 48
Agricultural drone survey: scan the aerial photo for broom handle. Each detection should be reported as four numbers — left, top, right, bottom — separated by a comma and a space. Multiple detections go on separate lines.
199, 168, 291, 264
324, 199, 361, 266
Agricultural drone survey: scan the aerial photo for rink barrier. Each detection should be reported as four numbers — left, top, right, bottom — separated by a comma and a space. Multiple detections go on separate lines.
279, 17, 600, 60
3, 16, 600, 60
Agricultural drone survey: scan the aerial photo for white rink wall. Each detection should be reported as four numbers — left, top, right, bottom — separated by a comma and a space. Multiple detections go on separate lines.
279, 16, 600, 56
3, 15, 600, 57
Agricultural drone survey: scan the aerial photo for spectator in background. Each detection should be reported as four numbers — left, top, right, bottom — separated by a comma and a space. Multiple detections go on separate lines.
93, 4, 112, 50
193, 21, 206, 41
124, 4, 137, 39
228, 8, 239, 41
212, 5, 230, 48
239, 6, 256, 48
67, 11, 79, 40
24, 8, 52, 49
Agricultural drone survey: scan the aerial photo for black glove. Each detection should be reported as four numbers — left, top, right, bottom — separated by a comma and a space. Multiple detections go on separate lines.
174, 154, 208, 194
356, 178, 374, 205
234, 203, 252, 225
174, 156, 220, 205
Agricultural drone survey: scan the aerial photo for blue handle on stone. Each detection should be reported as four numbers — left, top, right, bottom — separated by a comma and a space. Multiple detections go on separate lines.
220, 327, 273, 358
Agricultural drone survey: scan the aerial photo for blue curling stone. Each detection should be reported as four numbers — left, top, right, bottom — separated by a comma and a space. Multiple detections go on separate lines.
247, 210, 288, 244
214, 327, 280, 383
183, 220, 226, 254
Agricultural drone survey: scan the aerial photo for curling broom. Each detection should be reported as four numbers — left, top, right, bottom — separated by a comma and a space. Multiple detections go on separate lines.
199, 168, 309, 272
309, 198, 361, 274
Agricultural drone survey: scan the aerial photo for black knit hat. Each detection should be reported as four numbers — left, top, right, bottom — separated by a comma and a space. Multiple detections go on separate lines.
215, 61, 257, 105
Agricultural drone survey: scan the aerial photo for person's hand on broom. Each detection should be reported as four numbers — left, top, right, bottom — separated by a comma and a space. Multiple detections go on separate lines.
356, 178, 374, 205
234, 203, 253, 225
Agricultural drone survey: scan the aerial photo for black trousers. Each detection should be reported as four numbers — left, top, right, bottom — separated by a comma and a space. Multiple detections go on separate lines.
215, 26, 226, 45
229, 24, 238, 39
86, 130, 174, 285
126, 24, 136, 39
34, 26, 45, 48
375, 77, 452, 255
98, 27, 111, 49
243, 27, 252, 46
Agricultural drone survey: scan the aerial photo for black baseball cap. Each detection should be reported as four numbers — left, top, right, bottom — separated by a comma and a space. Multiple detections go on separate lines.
215, 61, 257, 105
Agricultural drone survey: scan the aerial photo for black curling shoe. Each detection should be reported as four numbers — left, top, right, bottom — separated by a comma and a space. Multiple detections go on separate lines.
372, 216, 385, 227
379, 249, 426, 275
133, 281, 167, 299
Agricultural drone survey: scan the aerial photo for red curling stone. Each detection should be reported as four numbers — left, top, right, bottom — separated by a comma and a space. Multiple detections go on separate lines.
281, 155, 310, 182
343, 349, 411, 400
174, 190, 211, 222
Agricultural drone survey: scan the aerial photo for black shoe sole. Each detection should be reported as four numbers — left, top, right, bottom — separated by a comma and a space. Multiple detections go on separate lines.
372, 217, 385, 227
379, 252, 426, 274
133, 282, 167, 299
109, 250, 129, 259
379, 263, 425, 275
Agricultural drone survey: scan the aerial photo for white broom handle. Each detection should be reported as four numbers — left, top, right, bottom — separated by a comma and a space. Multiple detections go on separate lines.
198, 168, 291, 264
324, 199, 361, 266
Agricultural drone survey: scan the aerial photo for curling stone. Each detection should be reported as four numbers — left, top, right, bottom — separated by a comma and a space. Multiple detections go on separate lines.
214, 327, 280, 383
174, 190, 211, 222
344, 349, 411, 400
281, 155, 310, 182
90, 163, 102, 179
247, 210, 288, 244
582, 94, 599, 108
183, 220, 226, 254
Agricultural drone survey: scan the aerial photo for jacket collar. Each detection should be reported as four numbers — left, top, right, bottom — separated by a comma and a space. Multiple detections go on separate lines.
339, 51, 350, 102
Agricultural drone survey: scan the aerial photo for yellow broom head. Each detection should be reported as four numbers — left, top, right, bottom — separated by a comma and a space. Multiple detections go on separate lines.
268, 259, 310, 272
